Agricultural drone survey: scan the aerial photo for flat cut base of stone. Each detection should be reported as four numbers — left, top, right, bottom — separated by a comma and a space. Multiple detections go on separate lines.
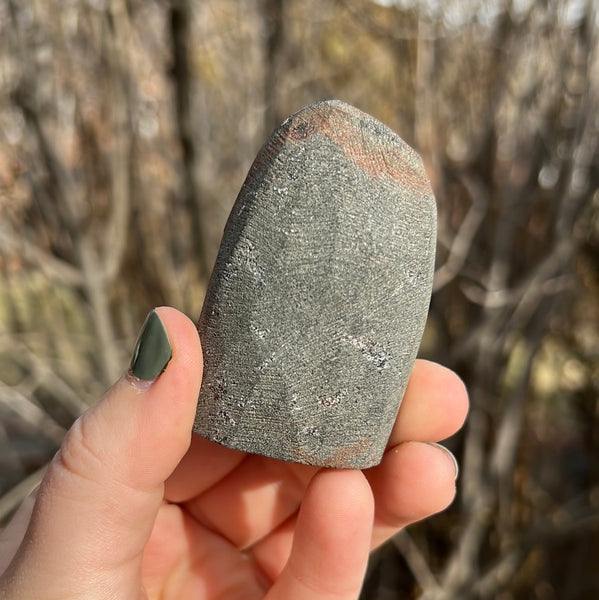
193, 100, 437, 468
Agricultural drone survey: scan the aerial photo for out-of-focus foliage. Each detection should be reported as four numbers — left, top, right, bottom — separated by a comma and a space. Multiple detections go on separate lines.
0, 0, 598, 598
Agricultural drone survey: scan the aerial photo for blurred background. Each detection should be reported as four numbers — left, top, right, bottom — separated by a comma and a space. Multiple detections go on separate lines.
0, 0, 598, 598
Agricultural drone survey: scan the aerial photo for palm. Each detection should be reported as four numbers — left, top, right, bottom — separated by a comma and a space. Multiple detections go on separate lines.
143, 501, 267, 599
143, 450, 318, 599
143, 450, 316, 600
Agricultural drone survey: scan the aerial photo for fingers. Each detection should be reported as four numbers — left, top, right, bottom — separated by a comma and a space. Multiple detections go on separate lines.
367, 359, 467, 549
367, 441, 458, 547
0, 307, 202, 598
388, 359, 469, 446
266, 470, 374, 600
249, 440, 459, 580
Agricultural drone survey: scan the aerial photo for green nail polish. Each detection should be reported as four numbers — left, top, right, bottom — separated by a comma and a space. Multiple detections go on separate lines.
130, 310, 172, 381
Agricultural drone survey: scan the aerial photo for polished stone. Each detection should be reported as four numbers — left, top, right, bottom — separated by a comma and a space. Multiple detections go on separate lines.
193, 100, 436, 468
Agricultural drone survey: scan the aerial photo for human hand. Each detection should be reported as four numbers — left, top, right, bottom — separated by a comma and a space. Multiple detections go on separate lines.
0, 307, 468, 600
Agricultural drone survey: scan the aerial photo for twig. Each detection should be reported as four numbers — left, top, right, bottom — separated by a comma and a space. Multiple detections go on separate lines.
472, 510, 599, 599
0, 228, 82, 288
7, 338, 90, 417
0, 465, 47, 525
101, 0, 133, 286
433, 174, 489, 292
14, 80, 122, 385
170, 0, 209, 283
392, 530, 440, 594
0, 384, 66, 446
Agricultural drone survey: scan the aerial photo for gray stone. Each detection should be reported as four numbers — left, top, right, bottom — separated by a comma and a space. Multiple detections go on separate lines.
193, 100, 436, 468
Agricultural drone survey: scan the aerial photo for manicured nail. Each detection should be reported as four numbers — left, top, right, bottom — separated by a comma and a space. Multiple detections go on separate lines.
425, 442, 459, 480
129, 310, 172, 381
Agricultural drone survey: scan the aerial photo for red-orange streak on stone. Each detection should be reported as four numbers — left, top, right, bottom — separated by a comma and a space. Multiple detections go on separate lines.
285, 104, 431, 195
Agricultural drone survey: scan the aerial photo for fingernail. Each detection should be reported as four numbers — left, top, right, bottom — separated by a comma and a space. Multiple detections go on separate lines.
129, 310, 172, 381
425, 442, 459, 480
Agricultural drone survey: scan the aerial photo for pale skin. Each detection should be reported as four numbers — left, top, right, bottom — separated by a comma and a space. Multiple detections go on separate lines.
0, 307, 468, 600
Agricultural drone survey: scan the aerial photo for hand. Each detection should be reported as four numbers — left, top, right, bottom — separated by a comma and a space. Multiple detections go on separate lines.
0, 307, 468, 600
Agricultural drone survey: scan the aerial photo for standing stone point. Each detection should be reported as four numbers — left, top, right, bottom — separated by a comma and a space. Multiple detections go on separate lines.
193, 99, 437, 468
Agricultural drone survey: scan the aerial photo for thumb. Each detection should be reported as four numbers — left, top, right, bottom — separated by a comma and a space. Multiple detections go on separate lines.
0, 307, 202, 599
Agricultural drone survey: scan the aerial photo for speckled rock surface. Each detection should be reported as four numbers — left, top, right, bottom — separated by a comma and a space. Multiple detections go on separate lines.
193, 100, 436, 468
